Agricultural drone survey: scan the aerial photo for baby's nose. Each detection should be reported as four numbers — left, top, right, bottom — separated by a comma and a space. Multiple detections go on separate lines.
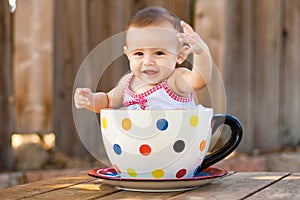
143, 54, 155, 65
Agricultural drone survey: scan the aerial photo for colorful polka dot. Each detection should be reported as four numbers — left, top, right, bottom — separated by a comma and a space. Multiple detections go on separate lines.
113, 144, 122, 155
122, 118, 132, 130
139, 144, 152, 156
190, 115, 199, 127
127, 168, 137, 177
200, 140, 206, 151
173, 140, 185, 153
156, 119, 168, 131
113, 164, 121, 174
102, 117, 107, 129
152, 169, 164, 178
176, 168, 187, 178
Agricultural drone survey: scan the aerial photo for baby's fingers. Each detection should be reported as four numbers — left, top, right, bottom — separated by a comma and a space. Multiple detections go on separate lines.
74, 88, 91, 109
76, 94, 89, 103
75, 101, 90, 109
180, 20, 194, 34
177, 33, 196, 45
74, 97, 90, 109
76, 88, 92, 96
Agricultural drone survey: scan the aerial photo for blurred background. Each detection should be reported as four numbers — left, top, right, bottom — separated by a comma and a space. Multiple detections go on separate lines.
0, 0, 299, 187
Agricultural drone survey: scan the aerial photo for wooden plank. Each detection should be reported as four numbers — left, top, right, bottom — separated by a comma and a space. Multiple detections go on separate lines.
0, 0, 14, 170
27, 180, 119, 200
247, 173, 300, 200
14, 0, 53, 133
97, 190, 181, 200
28, 178, 181, 200
281, 0, 300, 146
253, 0, 283, 150
167, 172, 289, 200
53, 0, 90, 156
145, 0, 190, 21
0, 172, 93, 199
222, 0, 254, 153
88, 0, 132, 92
194, 0, 226, 112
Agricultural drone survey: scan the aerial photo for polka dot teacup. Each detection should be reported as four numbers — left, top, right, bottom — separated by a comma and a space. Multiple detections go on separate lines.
100, 106, 242, 179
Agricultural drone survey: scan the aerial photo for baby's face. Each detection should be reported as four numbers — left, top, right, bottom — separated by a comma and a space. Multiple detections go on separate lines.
125, 25, 183, 85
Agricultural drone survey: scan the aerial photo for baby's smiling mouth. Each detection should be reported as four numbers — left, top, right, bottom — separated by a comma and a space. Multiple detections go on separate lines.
143, 70, 158, 75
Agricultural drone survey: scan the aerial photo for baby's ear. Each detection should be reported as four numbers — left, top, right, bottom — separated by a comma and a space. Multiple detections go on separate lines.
123, 46, 129, 55
177, 45, 190, 64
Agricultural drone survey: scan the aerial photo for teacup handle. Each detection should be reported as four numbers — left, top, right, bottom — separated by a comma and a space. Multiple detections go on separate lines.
195, 114, 243, 174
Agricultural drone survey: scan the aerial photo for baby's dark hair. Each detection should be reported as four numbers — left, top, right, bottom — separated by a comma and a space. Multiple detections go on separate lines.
126, 6, 183, 33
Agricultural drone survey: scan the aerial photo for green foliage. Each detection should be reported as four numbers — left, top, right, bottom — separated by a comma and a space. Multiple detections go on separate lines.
189, 0, 196, 27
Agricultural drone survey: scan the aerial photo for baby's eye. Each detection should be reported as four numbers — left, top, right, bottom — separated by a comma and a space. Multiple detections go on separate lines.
134, 52, 144, 56
155, 51, 165, 56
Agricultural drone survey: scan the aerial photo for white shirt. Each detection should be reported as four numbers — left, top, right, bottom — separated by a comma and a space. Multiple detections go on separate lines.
123, 74, 196, 110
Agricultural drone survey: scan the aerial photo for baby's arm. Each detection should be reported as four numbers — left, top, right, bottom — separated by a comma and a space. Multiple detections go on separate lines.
74, 73, 130, 113
176, 21, 212, 92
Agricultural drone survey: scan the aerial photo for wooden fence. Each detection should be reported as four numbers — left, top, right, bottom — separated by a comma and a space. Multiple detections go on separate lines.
223, 0, 300, 152
0, 0, 299, 169
194, 0, 300, 153
0, 1, 14, 169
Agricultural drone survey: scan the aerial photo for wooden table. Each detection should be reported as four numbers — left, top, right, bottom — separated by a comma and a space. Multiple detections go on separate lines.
0, 170, 299, 200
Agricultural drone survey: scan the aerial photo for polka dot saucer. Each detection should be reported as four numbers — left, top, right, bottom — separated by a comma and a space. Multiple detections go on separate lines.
88, 167, 228, 192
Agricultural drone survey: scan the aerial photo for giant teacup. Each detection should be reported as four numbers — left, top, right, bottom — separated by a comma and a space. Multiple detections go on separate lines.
100, 106, 242, 179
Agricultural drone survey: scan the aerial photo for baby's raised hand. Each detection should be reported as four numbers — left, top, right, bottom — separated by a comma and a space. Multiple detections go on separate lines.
177, 21, 208, 55
74, 88, 93, 109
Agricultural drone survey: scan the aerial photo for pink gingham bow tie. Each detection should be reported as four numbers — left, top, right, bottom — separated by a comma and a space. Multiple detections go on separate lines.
123, 97, 147, 110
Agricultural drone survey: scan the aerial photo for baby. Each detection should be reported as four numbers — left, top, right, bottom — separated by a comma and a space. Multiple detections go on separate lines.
74, 6, 212, 112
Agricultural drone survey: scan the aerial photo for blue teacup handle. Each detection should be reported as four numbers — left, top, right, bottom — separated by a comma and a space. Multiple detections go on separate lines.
195, 114, 243, 175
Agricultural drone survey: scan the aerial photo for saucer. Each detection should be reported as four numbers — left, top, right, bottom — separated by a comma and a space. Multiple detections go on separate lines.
88, 167, 228, 192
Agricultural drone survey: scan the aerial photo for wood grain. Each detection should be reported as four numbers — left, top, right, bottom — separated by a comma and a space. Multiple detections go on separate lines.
0, 171, 93, 199
168, 172, 289, 200
247, 173, 300, 200
281, 0, 300, 146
